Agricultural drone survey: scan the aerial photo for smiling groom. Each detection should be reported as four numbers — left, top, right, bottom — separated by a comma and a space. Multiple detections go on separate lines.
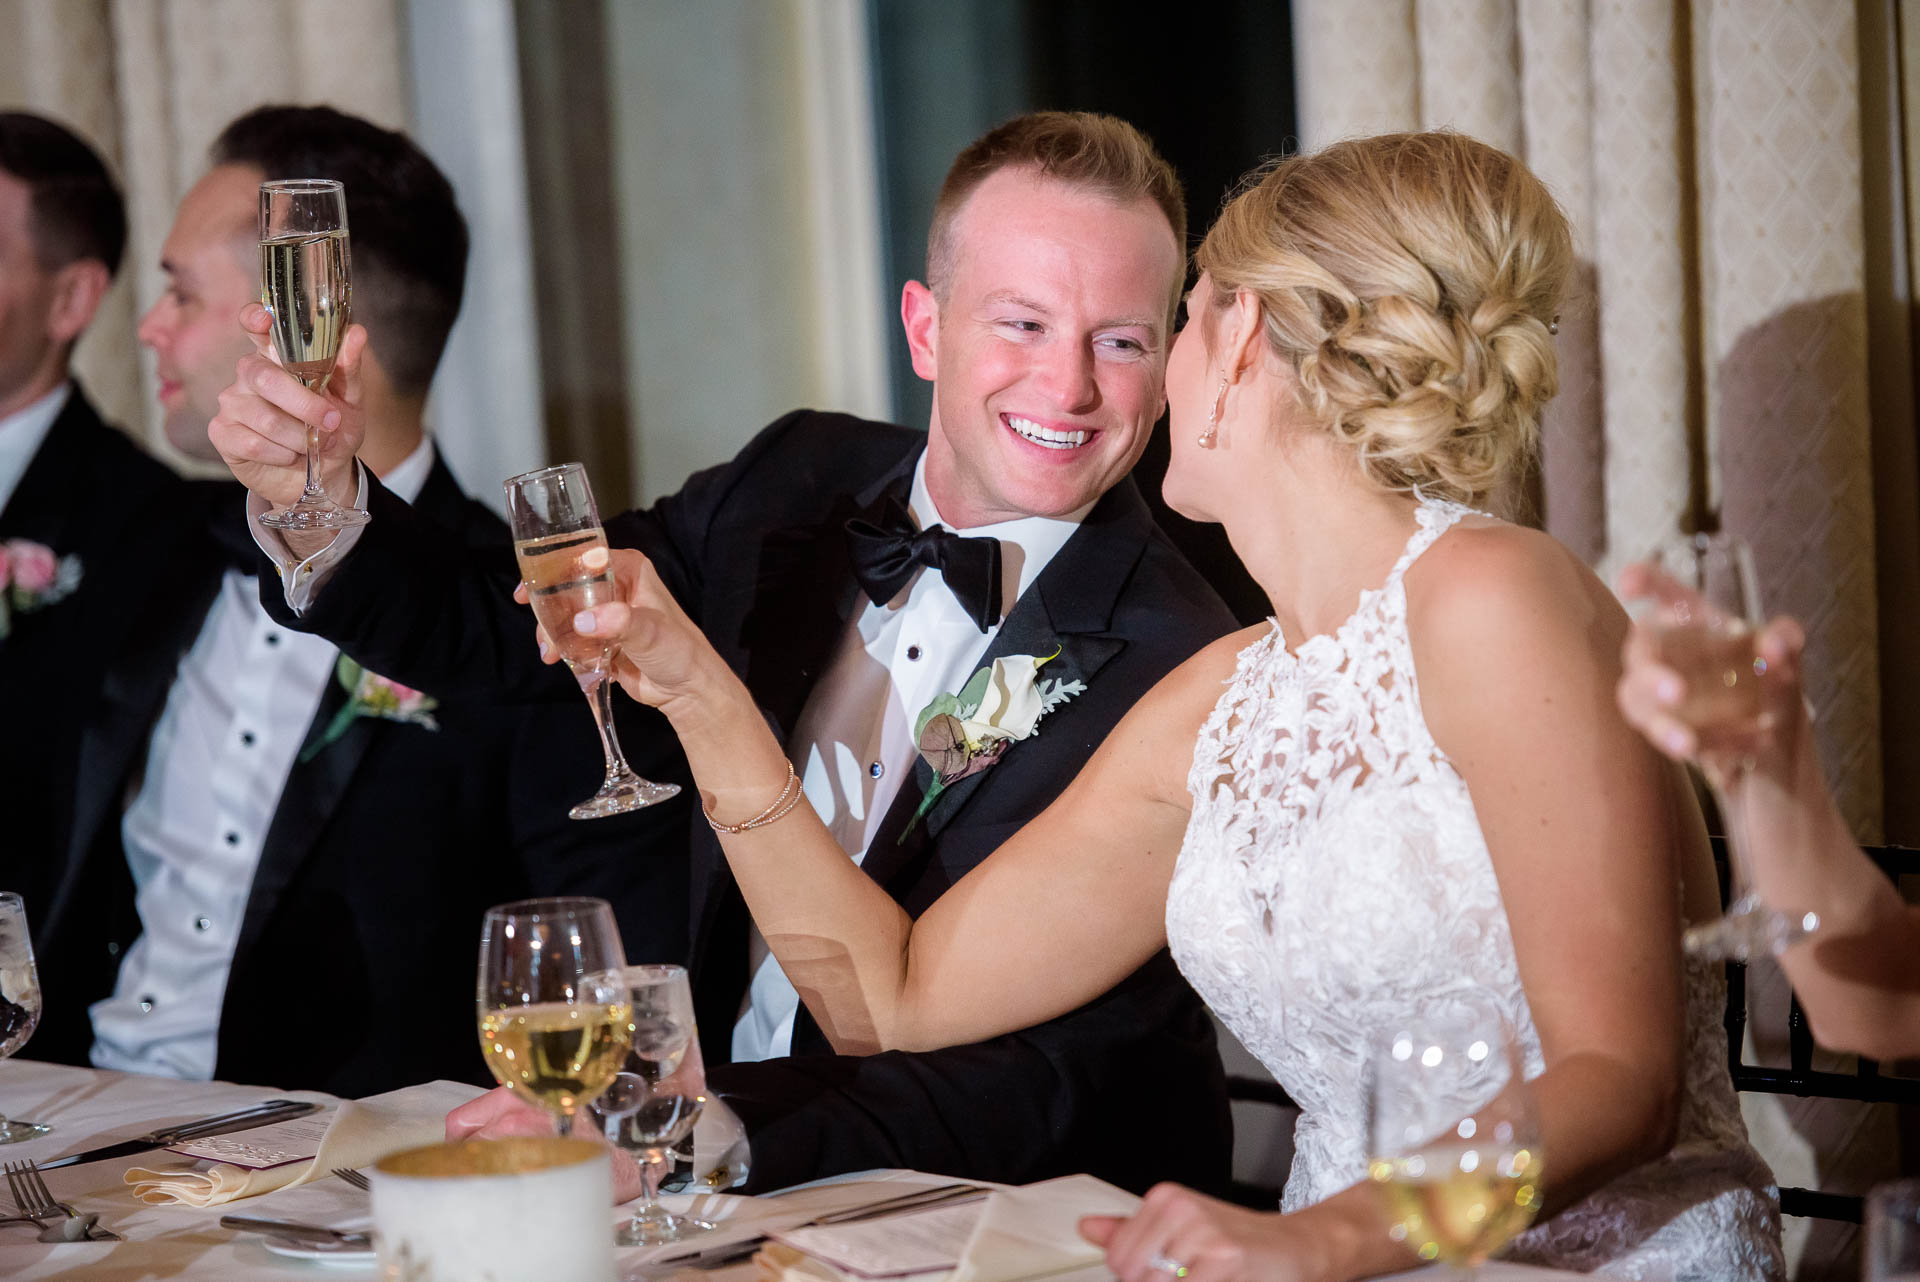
213, 111, 1239, 1194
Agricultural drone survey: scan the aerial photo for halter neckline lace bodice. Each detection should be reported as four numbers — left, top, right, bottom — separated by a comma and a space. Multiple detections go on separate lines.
1164, 498, 1781, 1279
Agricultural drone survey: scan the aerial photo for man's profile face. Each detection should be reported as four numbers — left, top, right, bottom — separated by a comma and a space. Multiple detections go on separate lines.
0, 171, 63, 415
908, 167, 1181, 529
136, 162, 260, 460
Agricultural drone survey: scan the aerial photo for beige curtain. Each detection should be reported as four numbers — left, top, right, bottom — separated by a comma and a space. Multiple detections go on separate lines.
1294, 3, 1912, 1278
0, 0, 407, 470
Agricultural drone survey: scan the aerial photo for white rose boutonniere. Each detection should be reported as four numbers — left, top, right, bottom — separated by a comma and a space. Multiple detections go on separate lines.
903, 647, 1086, 841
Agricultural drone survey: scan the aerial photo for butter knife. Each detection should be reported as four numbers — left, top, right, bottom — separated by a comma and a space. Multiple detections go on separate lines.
37, 1099, 323, 1170
647, 1183, 986, 1271
220, 1215, 372, 1248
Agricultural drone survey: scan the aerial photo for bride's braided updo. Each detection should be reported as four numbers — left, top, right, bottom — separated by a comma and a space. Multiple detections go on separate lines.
1195, 132, 1572, 505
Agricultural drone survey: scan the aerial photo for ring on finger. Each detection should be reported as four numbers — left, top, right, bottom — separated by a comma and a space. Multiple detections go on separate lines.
1147, 1253, 1190, 1278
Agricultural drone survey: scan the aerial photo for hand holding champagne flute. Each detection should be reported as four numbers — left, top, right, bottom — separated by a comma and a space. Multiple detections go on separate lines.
505, 463, 680, 819
254, 179, 368, 531
477, 897, 632, 1136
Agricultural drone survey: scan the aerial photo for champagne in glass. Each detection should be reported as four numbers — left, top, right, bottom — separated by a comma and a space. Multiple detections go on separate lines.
476, 897, 631, 1134
1367, 996, 1544, 1275
256, 179, 368, 532
1647, 532, 1819, 961
584, 964, 715, 1245
505, 463, 681, 818
0, 892, 50, 1142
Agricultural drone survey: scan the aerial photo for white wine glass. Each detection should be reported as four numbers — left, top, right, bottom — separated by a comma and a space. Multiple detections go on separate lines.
1646, 533, 1818, 961
1367, 996, 1544, 1276
504, 463, 681, 819
256, 178, 368, 532
0, 893, 49, 1142
476, 897, 632, 1137
585, 964, 714, 1245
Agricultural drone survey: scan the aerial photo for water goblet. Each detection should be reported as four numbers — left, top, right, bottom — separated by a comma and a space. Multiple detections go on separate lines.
0, 893, 48, 1142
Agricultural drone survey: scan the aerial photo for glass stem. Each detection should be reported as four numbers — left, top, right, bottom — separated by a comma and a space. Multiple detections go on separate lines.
582, 670, 631, 782
636, 1148, 667, 1217
301, 422, 327, 503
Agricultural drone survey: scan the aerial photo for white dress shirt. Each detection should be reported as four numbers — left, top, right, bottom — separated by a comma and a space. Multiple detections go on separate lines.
90, 438, 436, 1079
730, 458, 1089, 1062
0, 383, 71, 516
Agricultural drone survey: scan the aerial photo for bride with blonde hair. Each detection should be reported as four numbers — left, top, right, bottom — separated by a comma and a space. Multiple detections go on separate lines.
511, 132, 1783, 1281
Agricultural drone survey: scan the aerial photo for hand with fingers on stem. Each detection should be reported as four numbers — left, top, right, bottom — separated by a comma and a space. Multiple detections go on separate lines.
1081, 1183, 1373, 1282
445, 1087, 645, 1203
208, 302, 370, 527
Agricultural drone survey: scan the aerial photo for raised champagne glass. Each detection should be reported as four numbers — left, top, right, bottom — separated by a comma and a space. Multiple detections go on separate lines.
584, 964, 715, 1245
1648, 532, 1819, 961
477, 897, 631, 1137
504, 463, 681, 818
0, 892, 50, 1141
255, 178, 368, 531
1367, 996, 1544, 1276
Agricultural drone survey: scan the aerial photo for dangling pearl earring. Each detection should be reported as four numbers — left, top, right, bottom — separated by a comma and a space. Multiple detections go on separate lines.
1198, 374, 1229, 448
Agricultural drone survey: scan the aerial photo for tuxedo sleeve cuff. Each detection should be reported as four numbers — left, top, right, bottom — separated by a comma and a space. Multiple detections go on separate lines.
246, 462, 370, 614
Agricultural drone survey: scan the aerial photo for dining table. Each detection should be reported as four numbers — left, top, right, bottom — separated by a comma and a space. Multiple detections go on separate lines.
0, 1058, 1582, 1281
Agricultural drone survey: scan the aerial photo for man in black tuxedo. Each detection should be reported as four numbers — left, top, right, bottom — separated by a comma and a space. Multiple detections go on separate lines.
21, 106, 688, 1100
0, 115, 178, 880
212, 113, 1235, 1191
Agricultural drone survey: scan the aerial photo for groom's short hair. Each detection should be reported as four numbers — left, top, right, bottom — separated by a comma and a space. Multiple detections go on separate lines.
926, 111, 1185, 309
0, 112, 125, 275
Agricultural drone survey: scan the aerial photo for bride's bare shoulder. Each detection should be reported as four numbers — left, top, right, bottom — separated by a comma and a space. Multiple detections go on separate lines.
1402, 516, 1629, 692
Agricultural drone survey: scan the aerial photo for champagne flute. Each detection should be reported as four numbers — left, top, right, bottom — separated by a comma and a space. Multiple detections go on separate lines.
504, 463, 681, 818
1367, 996, 1544, 1276
476, 897, 632, 1136
0, 893, 49, 1142
1646, 533, 1819, 961
585, 964, 714, 1245
255, 178, 368, 531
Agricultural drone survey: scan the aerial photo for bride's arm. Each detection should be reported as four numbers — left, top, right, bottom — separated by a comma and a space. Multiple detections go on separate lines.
1408, 523, 1692, 1214
589, 548, 1234, 1054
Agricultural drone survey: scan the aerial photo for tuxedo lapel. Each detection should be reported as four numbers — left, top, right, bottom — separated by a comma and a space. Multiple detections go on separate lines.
860, 479, 1152, 888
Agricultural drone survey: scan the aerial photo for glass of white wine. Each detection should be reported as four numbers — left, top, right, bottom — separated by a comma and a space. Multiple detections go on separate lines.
476, 897, 632, 1137
1367, 997, 1544, 1276
255, 178, 367, 531
1647, 532, 1818, 961
504, 463, 681, 819
585, 964, 715, 1245
0, 893, 49, 1142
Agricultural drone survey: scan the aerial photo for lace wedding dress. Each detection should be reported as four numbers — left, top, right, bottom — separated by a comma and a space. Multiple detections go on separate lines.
1165, 499, 1783, 1280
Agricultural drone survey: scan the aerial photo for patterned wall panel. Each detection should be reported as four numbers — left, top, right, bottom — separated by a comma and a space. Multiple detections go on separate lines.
1694, 0, 1881, 840
1589, 0, 1694, 583
1518, 2, 1606, 557
1291, 0, 1419, 146
1413, 0, 1520, 151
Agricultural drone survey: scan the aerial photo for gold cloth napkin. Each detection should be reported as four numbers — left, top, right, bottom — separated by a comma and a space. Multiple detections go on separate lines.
124, 1080, 485, 1207
754, 1174, 1141, 1282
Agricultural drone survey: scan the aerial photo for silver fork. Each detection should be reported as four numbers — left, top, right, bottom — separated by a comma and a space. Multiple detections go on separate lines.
331, 1167, 370, 1191
3, 1161, 118, 1242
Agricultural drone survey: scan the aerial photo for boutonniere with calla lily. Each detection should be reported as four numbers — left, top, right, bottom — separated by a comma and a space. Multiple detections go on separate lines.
0, 539, 81, 642
300, 655, 440, 762
902, 648, 1086, 841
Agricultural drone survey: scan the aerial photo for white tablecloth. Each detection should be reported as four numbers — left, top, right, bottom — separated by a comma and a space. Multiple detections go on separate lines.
0, 1058, 1584, 1281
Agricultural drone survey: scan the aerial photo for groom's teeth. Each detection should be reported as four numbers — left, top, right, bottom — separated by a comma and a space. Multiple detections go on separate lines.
1006, 416, 1090, 450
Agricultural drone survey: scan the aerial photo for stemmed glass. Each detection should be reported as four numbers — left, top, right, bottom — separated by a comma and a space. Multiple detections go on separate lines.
1367, 996, 1544, 1276
585, 964, 714, 1245
504, 463, 681, 819
255, 179, 367, 531
1645, 533, 1819, 961
476, 897, 632, 1137
0, 893, 49, 1142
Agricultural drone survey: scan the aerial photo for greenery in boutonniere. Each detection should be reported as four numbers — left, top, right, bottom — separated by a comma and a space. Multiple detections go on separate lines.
300, 655, 440, 762
902, 648, 1085, 842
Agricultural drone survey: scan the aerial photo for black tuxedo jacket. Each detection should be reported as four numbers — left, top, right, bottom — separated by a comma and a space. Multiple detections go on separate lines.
9, 451, 690, 1098
258, 411, 1237, 1192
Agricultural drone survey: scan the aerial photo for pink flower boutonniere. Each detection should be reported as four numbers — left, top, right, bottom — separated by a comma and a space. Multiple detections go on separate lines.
0, 539, 82, 641
901, 648, 1085, 842
301, 655, 440, 762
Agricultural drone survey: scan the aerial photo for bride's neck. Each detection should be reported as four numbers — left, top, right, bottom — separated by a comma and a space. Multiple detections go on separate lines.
1225, 439, 1423, 648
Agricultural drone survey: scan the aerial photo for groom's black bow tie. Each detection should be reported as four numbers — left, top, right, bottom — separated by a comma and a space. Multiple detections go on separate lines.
845, 496, 1002, 633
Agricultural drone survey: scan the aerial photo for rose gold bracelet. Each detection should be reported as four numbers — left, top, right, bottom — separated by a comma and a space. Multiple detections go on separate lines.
704, 762, 804, 833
